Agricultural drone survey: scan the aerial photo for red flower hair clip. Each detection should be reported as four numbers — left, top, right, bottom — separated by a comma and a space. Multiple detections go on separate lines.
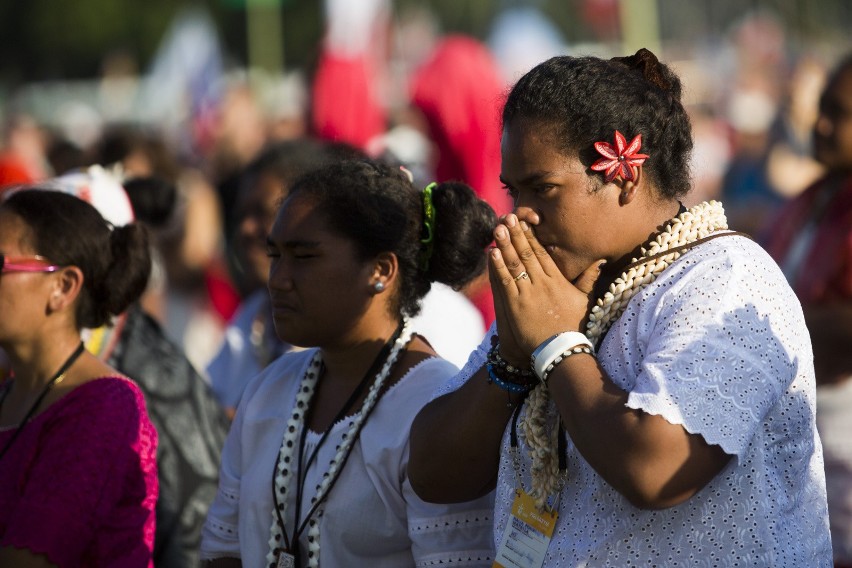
591, 131, 649, 182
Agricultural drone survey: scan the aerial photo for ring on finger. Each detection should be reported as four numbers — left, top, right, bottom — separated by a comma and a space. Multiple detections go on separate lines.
513, 271, 529, 282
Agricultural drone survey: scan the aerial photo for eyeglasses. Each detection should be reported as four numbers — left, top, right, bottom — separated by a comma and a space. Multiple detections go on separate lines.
0, 254, 61, 274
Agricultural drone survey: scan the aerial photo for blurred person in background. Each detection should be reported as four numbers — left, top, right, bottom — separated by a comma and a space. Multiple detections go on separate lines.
207, 138, 344, 416
407, 35, 511, 220
207, 79, 268, 183
311, 0, 509, 330
210, 79, 271, 256
669, 57, 732, 207
719, 80, 780, 233
45, 136, 88, 178
685, 103, 731, 205
310, 0, 390, 150
718, 11, 787, 234
721, 54, 826, 236
487, 5, 566, 83
304, 0, 496, 367
762, 52, 852, 568
120, 175, 177, 322
0, 113, 50, 190
406, 34, 511, 328
762, 55, 827, 201
259, 70, 310, 143
0, 188, 157, 567
94, 125, 232, 371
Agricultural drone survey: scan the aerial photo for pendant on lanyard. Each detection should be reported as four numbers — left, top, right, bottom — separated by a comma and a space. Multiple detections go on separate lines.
277, 552, 296, 568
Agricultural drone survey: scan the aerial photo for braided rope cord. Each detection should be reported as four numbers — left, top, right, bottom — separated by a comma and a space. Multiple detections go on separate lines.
519, 201, 729, 508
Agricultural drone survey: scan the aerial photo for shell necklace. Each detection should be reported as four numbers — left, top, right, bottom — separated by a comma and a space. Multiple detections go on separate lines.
267, 318, 414, 568
520, 200, 730, 507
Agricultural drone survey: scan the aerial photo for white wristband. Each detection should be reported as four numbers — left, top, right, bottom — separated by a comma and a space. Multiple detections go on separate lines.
531, 331, 594, 382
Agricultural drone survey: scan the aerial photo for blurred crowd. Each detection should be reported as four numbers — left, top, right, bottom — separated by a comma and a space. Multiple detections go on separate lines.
1, 1, 852, 565
0, 6, 841, 374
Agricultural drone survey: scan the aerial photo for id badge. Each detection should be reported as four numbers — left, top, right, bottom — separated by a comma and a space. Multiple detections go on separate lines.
277, 551, 295, 568
493, 489, 557, 568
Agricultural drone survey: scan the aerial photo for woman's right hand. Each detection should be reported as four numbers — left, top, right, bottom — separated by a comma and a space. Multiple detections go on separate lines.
488, 213, 532, 368
488, 210, 604, 363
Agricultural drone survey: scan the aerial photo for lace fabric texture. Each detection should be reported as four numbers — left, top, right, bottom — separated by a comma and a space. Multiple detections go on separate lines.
201, 350, 494, 567
0, 377, 158, 567
441, 235, 832, 566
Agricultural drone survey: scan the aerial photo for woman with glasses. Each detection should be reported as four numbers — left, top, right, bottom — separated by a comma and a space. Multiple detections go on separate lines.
0, 189, 158, 567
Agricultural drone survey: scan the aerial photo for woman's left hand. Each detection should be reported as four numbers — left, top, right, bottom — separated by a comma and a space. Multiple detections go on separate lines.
489, 213, 604, 356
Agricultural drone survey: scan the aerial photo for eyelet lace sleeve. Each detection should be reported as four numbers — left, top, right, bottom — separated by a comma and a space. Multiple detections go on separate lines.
405, 486, 495, 567
617, 238, 810, 457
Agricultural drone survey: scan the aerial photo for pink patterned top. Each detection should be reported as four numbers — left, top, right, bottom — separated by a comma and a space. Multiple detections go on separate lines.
0, 376, 158, 567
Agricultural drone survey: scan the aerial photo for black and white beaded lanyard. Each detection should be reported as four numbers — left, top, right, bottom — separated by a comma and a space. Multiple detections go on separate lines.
271, 323, 404, 567
509, 396, 568, 512
0, 342, 86, 461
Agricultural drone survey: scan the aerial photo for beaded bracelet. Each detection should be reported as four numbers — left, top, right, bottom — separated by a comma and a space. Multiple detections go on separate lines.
487, 344, 535, 380
489, 362, 537, 389
486, 363, 533, 394
540, 345, 595, 384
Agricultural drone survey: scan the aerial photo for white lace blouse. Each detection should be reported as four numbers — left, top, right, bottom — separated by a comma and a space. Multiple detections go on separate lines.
440, 235, 833, 567
201, 350, 494, 567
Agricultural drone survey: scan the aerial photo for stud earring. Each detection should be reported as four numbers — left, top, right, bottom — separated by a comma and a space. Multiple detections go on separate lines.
374, 281, 385, 292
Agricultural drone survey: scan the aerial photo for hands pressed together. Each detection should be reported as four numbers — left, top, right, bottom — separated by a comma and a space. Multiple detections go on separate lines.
488, 210, 605, 366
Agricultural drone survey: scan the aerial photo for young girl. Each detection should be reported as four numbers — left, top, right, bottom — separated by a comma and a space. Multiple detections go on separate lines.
201, 159, 497, 567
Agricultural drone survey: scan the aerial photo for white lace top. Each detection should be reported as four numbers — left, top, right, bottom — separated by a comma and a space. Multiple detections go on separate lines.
201, 350, 494, 567
440, 235, 833, 566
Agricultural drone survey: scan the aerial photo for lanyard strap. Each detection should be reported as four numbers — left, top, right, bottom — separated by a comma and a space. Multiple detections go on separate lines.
0, 342, 86, 462
272, 322, 404, 557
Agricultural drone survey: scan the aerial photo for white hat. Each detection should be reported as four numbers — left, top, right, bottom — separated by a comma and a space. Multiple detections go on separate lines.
39, 164, 135, 226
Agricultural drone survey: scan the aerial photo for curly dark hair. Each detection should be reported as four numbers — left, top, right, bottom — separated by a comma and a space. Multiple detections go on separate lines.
2, 189, 151, 329
286, 159, 497, 318
502, 48, 693, 199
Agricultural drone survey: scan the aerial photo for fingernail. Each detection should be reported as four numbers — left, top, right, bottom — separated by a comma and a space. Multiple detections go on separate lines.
520, 220, 529, 231
506, 214, 516, 227
495, 225, 508, 239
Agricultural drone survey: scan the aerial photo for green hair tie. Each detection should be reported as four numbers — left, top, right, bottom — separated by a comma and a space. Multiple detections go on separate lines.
419, 182, 437, 271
